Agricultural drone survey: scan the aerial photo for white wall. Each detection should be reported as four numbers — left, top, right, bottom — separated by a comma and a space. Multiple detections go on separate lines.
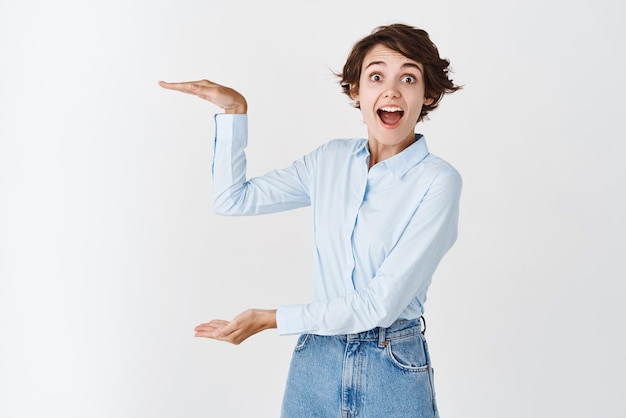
1, 0, 624, 417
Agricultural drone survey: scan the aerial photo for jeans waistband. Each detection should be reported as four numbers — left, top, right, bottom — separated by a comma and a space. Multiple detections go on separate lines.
344, 317, 425, 346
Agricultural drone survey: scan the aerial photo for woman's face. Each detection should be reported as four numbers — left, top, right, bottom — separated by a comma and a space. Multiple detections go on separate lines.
351, 44, 433, 153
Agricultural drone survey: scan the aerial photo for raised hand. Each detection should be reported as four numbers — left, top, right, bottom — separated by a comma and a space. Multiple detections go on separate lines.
159, 79, 247, 114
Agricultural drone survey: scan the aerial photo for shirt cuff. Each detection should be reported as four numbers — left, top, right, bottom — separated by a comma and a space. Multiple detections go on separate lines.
214, 113, 248, 142
276, 304, 306, 336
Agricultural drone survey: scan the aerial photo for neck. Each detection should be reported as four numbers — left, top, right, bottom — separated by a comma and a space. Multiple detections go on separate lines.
367, 135, 415, 169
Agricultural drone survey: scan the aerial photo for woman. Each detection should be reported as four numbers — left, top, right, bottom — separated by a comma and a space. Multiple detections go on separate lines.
160, 23, 461, 418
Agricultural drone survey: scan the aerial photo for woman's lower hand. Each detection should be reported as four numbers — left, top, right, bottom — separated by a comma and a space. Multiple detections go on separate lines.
194, 309, 277, 345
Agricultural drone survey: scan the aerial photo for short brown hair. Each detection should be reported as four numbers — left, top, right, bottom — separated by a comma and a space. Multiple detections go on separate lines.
339, 23, 461, 122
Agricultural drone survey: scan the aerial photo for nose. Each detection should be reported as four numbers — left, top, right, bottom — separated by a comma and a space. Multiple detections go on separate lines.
383, 81, 401, 98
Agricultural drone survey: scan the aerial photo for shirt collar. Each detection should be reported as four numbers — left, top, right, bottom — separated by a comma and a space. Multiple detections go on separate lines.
352, 139, 369, 156
355, 134, 429, 178
386, 133, 429, 177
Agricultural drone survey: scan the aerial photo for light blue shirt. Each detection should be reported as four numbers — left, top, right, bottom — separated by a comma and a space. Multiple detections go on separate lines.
212, 114, 462, 336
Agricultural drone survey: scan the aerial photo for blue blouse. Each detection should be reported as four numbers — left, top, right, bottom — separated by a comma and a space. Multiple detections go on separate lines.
211, 114, 462, 336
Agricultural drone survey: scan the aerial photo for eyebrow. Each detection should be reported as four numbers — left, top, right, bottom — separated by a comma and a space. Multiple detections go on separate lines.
364, 61, 423, 73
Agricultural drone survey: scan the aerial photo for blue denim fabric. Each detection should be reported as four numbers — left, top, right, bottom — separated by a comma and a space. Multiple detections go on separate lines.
280, 318, 439, 418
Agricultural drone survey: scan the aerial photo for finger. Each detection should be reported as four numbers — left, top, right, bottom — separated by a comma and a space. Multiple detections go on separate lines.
186, 83, 223, 102
195, 329, 218, 338
158, 80, 192, 94
194, 320, 229, 333
216, 321, 239, 338
194, 325, 222, 338
158, 80, 215, 95
194, 320, 229, 338
216, 328, 244, 345
195, 319, 229, 329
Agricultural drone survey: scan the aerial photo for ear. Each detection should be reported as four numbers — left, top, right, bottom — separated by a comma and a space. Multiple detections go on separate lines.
424, 96, 434, 106
349, 83, 359, 100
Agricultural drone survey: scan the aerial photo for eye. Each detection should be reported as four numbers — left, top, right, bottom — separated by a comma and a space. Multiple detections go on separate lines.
402, 75, 416, 84
369, 73, 382, 82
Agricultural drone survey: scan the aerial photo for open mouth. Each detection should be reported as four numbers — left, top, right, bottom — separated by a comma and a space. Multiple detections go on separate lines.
377, 106, 404, 127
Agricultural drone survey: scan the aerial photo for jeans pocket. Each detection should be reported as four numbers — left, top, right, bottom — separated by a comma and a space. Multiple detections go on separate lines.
293, 333, 311, 352
385, 334, 429, 372
429, 366, 440, 417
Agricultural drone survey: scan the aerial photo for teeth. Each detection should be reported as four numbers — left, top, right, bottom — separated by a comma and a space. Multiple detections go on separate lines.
379, 106, 403, 112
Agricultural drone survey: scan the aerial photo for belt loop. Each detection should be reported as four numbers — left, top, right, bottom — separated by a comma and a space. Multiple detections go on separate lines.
377, 326, 386, 348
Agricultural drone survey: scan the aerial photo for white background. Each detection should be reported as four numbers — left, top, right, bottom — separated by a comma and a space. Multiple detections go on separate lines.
1, 0, 625, 417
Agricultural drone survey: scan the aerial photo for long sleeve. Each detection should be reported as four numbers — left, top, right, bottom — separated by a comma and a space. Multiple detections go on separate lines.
211, 113, 313, 215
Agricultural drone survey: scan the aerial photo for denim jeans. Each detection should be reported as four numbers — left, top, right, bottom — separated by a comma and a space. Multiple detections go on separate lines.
280, 318, 439, 418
